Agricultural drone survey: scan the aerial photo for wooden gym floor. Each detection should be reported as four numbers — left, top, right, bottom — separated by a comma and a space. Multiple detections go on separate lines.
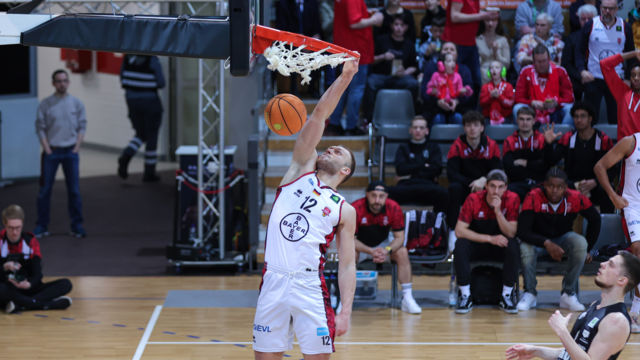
2, 275, 639, 359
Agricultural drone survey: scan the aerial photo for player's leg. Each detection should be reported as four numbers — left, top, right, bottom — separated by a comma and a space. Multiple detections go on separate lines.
629, 238, 640, 333
291, 274, 335, 358
621, 208, 640, 331
391, 246, 422, 314
253, 271, 294, 357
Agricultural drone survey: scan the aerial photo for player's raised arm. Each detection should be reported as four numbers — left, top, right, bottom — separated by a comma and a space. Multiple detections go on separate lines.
334, 202, 356, 336
286, 59, 359, 177
594, 135, 635, 209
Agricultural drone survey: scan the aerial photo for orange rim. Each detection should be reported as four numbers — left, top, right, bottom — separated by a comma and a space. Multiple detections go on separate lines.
251, 25, 360, 59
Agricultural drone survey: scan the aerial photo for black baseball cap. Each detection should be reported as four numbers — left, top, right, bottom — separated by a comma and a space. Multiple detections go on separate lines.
366, 181, 388, 193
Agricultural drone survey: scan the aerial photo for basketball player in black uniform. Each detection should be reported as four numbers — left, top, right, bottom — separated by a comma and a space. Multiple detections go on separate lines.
506, 251, 640, 360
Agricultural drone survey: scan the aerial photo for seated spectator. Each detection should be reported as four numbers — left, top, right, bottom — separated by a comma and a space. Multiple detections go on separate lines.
377, 0, 416, 42
629, 0, 640, 52
514, 44, 574, 125
364, 14, 418, 122
516, 13, 564, 70
1, 205, 72, 313
569, 0, 600, 33
453, 169, 520, 314
419, 0, 446, 44
447, 111, 502, 226
516, 167, 601, 312
515, 0, 564, 40
576, 0, 633, 125
351, 181, 422, 314
421, 42, 474, 120
479, 60, 514, 125
388, 115, 452, 227
426, 52, 473, 124
562, 4, 598, 103
601, 51, 640, 140
543, 102, 615, 213
418, 16, 446, 68
502, 106, 546, 201
476, 17, 510, 85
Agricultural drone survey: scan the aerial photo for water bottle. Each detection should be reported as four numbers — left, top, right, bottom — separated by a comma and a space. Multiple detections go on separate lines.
448, 274, 457, 306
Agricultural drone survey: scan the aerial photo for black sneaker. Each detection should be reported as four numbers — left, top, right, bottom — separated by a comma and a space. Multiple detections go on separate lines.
499, 291, 518, 314
70, 226, 87, 238
117, 155, 129, 179
43, 296, 72, 310
455, 292, 473, 314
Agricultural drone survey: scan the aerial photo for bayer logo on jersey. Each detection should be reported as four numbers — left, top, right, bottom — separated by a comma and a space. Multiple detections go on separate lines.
279, 212, 310, 242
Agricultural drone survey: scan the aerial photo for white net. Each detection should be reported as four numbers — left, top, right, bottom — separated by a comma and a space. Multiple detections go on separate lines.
263, 40, 357, 85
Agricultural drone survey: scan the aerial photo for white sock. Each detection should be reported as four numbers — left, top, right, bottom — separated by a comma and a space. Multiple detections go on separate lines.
402, 283, 413, 299
502, 285, 513, 298
459, 284, 470, 297
631, 293, 640, 314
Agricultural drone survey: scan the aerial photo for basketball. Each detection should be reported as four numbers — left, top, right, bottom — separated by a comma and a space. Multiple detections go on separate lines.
264, 93, 307, 136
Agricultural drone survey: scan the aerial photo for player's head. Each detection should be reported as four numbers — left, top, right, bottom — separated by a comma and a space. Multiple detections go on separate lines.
365, 181, 388, 215
486, 169, 508, 199
516, 106, 536, 134
462, 111, 485, 141
317, 145, 356, 185
595, 251, 640, 294
571, 101, 596, 129
52, 69, 69, 95
2, 204, 24, 243
409, 115, 429, 142
543, 167, 568, 203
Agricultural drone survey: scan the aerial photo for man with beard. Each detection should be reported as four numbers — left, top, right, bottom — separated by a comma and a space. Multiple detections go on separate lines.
253, 59, 358, 360
506, 251, 640, 360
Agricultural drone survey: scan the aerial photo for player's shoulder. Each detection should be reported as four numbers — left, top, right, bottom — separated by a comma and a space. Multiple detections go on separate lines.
600, 311, 631, 333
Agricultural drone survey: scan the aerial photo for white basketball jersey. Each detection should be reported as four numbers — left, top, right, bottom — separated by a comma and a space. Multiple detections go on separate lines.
264, 172, 345, 271
622, 133, 640, 207
587, 16, 626, 79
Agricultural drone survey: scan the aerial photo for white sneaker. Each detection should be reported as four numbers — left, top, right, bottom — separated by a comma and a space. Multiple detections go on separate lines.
5, 301, 15, 314
559, 293, 585, 312
517, 292, 537, 311
631, 313, 640, 334
401, 296, 422, 314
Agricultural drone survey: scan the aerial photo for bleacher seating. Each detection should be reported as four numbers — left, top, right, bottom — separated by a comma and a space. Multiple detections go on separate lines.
594, 124, 617, 141
582, 213, 626, 254
429, 124, 464, 163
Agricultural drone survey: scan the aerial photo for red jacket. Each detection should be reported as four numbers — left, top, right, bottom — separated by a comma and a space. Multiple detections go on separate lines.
600, 54, 640, 139
515, 63, 574, 123
479, 80, 514, 124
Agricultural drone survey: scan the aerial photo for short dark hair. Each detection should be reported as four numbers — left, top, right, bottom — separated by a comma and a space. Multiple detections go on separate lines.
545, 166, 568, 183
532, 44, 550, 58
52, 69, 68, 81
570, 101, 597, 125
339, 145, 356, 185
619, 251, 640, 293
462, 110, 485, 126
391, 14, 405, 26
516, 106, 536, 119
431, 16, 446, 28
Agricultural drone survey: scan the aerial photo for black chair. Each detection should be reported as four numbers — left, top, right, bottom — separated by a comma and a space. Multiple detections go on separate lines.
429, 124, 464, 164
594, 124, 618, 142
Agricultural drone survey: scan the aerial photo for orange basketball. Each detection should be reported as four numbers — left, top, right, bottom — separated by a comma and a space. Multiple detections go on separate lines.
264, 93, 307, 136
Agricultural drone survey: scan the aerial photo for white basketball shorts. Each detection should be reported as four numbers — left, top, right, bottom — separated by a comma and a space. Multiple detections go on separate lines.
252, 265, 335, 354
624, 207, 640, 243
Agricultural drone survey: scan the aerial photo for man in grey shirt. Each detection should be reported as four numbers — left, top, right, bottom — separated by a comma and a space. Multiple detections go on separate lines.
34, 69, 87, 238
515, 0, 564, 40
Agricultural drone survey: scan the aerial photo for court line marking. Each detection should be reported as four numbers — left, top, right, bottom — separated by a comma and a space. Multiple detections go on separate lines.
132, 305, 163, 360
146, 341, 640, 346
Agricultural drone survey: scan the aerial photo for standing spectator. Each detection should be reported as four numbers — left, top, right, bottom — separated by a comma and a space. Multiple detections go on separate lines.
629, 0, 640, 50
352, 181, 422, 314
389, 116, 452, 227
117, 55, 166, 182
502, 106, 546, 201
421, 42, 474, 120
1, 205, 72, 313
419, 0, 446, 44
34, 69, 86, 238
516, 13, 564, 71
544, 102, 615, 213
515, 0, 564, 40
576, 0, 634, 125
442, 0, 499, 94
516, 167, 601, 312
453, 169, 520, 314
479, 60, 515, 125
569, 0, 600, 33
325, 0, 383, 136
562, 4, 598, 102
364, 15, 418, 122
600, 51, 640, 140
426, 52, 473, 124
447, 111, 502, 226
376, 0, 416, 42
418, 16, 445, 68
476, 17, 510, 85
513, 44, 574, 125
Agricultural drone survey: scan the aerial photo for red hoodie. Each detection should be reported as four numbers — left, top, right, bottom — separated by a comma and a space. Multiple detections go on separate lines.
600, 54, 640, 139
479, 80, 514, 124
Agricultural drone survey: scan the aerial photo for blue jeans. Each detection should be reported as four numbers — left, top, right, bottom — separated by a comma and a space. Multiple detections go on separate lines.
432, 112, 463, 125
513, 103, 574, 126
36, 147, 83, 229
520, 231, 587, 296
329, 64, 368, 130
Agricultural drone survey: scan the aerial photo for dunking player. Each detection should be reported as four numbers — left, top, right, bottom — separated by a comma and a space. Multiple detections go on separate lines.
253, 59, 359, 359
594, 133, 640, 333
506, 251, 640, 360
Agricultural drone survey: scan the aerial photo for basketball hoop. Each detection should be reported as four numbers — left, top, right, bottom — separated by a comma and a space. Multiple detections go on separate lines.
252, 25, 360, 85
